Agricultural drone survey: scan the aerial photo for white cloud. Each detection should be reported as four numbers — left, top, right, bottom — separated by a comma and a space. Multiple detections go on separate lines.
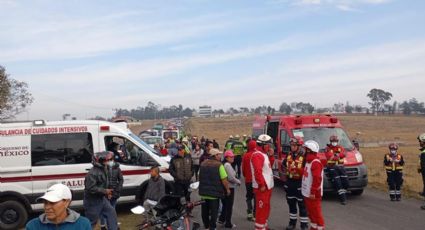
0, 10, 240, 62
291, 0, 390, 11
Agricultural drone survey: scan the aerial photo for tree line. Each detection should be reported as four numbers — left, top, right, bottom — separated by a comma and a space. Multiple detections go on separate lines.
1, 65, 425, 120
114, 101, 194, 120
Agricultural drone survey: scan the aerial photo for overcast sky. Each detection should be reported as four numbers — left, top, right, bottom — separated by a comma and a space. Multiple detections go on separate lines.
1, 0, 425, 120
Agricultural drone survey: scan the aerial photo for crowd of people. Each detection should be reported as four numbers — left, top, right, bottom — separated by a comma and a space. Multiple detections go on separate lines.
25, 132, 425, 230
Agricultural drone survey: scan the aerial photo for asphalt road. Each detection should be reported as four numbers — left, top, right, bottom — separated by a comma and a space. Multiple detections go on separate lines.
189, 180, 425, 230
23, 180, 425, 230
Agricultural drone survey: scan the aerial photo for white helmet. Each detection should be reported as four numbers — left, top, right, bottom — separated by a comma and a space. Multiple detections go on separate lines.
229, 135, 234, 139
235, 134, 240, 139
256, 134, 272, 145
418, 133, 425, 142
304, 140, 320, 153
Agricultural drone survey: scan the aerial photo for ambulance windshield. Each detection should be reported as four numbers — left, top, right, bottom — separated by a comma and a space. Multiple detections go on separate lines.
292, 127, 354, 151
129, 133, 161, 156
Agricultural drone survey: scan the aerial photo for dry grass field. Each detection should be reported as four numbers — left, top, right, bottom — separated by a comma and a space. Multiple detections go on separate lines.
183, 115, 425, 197
114, 115, 425, 229
129, 115, 425, 196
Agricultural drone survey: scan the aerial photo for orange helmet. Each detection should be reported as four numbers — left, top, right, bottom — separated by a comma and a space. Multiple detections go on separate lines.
388, 143, 398, 150
330, 135, 339, 142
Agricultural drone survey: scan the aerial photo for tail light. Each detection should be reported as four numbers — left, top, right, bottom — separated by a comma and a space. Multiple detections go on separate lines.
330, 118, 338, 123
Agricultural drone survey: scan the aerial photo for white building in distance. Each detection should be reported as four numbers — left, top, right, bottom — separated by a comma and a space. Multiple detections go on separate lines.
198, 105, 212, 117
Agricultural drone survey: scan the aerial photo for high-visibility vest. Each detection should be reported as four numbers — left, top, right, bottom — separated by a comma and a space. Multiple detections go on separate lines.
286, 153, 304, 180
384, 154, 403, 171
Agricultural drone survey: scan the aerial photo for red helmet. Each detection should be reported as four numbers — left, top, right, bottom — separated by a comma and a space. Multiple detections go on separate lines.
93, 151, 113, 164
290, 136, 304, 146
330, 135, 339, 142
388, 143, 399, 150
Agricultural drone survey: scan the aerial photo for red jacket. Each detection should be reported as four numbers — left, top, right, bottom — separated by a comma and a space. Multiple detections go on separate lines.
306, 153, 323, 198
160, 148, 168, 156
325, 145, 345, 167
242, 140, 257, 183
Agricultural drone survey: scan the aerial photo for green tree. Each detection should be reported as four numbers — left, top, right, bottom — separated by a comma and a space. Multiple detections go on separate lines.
279, 102, 292, 114
367, 88, 393, 115
0, 66, 34, 120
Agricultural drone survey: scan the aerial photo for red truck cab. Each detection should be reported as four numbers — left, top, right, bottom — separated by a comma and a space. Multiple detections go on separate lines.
252, 114, 367, 195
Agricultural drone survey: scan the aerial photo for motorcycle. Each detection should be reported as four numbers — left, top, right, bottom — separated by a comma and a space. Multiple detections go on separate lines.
131, 182, 203, 230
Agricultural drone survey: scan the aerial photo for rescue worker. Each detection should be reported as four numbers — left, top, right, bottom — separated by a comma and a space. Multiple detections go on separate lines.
231, 134, 245, 178
325, 135, 348, 205
251, 134, 275, 230
242, 139, 257, 221
242, 134, 248, 152
282, 137, 308, 230
225, 135, 234, 150
417, 133, 425, 210
302, 140, 325, 230
182, 137, 191, 155
384, 143, 404, 201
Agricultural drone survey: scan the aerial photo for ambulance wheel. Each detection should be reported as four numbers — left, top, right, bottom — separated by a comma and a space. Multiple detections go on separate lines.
0, 200, 28, 230
351, 189, 364, 196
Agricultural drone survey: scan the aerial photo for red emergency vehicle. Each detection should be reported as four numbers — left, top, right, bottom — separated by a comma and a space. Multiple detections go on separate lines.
252, 114, 367, 195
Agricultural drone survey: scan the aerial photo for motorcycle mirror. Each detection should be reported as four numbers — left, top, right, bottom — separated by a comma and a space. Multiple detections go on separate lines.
190, 182, 200, 190
131, 205, 145, 215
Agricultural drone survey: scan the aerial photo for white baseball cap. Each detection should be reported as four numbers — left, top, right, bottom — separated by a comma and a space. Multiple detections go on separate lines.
37, 183, 72, 202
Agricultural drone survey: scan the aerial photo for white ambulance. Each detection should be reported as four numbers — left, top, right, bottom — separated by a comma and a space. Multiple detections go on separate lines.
0, 120, 172, 230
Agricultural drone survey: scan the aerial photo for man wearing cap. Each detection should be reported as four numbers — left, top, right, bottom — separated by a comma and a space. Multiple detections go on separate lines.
169, 145, 193, 202
26, 183, 91, 229
199, 148, 231, 230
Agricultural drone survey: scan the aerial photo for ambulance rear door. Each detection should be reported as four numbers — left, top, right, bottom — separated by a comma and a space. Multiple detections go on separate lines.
0, 125, 32, 199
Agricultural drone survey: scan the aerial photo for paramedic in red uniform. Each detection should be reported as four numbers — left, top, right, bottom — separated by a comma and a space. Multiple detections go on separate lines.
242, 139, 257, 221
251, 134, 275, 230
282, 137, 308, 230
302, 140, 325, 230
325, 135, 349, 205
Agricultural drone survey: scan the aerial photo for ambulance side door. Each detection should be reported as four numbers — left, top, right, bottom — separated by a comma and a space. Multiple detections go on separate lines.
102, 135, 158, 200
30, 131, 94, 209
276, 130, 291, 180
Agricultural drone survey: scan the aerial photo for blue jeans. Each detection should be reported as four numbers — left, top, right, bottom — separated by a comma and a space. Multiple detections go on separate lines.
83, 196, 118, 230
100, 198, 118, 226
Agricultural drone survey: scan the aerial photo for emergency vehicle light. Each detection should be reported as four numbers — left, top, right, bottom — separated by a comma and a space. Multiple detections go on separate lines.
295, 118, 302, 125
33, 120, 45, 126
100, 126, 110, 131
330, 118, 338, 123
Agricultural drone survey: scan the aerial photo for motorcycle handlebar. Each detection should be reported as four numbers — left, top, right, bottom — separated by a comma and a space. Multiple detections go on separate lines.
186, 200, 205, 209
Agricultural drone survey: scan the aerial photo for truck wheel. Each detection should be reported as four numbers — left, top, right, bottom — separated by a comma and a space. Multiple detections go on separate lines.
351, 189, 364, 196
0, 200, 28, 230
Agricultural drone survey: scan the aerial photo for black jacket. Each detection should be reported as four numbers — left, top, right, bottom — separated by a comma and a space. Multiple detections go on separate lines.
169, 154, 193, 183
108, 162, 124, 199
420, 148, 425, 173
84, 162, 108, 199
